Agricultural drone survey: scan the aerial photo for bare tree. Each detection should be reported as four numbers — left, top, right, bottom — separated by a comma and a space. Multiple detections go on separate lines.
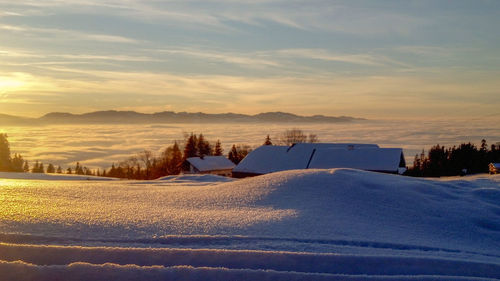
138, 150, 153, 179
278, 129, 307, 146
308, 133, 319, 143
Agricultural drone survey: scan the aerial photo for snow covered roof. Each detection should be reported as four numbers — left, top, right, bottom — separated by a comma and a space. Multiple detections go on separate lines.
309, 148, 404, 172
233, 143, 404, 175
186, 156, 235, 172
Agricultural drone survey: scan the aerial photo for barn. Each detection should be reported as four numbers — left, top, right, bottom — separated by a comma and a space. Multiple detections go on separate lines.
232, 143, 406, 178
186, 156, 235, 177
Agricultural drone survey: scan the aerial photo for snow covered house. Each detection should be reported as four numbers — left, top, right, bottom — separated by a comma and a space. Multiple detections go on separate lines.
489, 163, 500, 174
232, 143, 406, 178
186, 156, 235, 177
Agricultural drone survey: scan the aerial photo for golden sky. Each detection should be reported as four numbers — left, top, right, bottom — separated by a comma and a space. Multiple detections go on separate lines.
1, 0, 499, 118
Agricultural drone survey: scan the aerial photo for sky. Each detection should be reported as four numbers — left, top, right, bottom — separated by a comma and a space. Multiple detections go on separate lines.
0, 0, 499, 118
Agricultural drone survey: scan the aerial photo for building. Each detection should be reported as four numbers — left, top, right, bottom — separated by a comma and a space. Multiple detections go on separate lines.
232, 143, 406, 178
489, 163, 500, 174
186, 156, 235, 177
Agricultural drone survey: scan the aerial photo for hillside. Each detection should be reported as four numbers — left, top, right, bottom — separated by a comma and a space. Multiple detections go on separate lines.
0, 110, 363, 125
0, 169, 499, 280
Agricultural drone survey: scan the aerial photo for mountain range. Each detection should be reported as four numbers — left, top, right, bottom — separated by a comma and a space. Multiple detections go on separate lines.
0, 110, 364, 125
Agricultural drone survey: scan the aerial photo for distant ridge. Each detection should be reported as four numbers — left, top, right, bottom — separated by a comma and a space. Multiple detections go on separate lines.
1, 110, 364, 125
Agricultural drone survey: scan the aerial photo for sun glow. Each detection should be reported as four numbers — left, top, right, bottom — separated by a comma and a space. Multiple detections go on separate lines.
0, 76, 25, 92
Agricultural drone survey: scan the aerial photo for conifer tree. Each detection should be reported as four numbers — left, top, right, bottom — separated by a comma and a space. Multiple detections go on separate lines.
197, 134, 211, 158
108, 164, 116, 177
228, 144, 251, 164
168, 141, 182, 174
0, 133, 12, 171
264, 135, 272, 145
39, 163, 45, 173
214, 140, 223, 156
56, 166, 62, 173
32, 161, 40, 173
228, 145, 239, 164
46, 163, 55, 173
66, 167, 72, 174
75, 162, 84, 175
23, 160, 29, 173
184, 133, 198, 159
11, 154, 24, 172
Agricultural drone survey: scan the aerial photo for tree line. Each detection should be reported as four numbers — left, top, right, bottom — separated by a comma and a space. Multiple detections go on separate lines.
4, 131, 499, 179
0, 133, 27, 173
104, 133, 257, 179
406, 139, 500, 177
0, 129, 320, 179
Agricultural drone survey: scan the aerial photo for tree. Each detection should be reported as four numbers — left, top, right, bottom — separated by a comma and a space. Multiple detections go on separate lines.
56, 166, 63, 173
197, 134, 211, 158
308, 133, 319, 143
278, 129, 307, 146
228, 145, 239, 164
120, 156, 139, 179
167, 142, 183, 175
406, 140, 497, 177
182, 133, 198, 171
74, 162, 85, 175
0, 133, 12, 171
183, 133, 198, 159
84, 167, 93, 176
39, 163, 45, 173
264, 135, 272, 145
32, 161, 40, 173
138, 150, 153, 179
66, 167, 72, 174
228, 144, 251, 164
46, 163, 55, 173
23, 160, 30, 173
11, 154, 24, 172
214, 140, 223, 156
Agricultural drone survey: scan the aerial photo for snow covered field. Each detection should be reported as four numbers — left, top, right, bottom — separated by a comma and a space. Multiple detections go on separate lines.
1, 169, 499, 280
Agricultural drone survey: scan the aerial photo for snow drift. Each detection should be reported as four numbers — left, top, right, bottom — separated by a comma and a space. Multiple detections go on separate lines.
0, 169, 499, 280
0, 171, 117, 181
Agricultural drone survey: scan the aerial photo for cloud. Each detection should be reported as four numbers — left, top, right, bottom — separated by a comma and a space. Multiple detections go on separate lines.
0, 11, 23, 17
1, 24, 141, 44
274, 49, 386, 66
0, 0, 429, 35
154, 48, 281, 68
394, 45, 454, 57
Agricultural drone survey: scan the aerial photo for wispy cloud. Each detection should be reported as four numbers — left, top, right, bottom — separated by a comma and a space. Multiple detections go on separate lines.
0, 0, 428, 35
154, 48, 280, 68
274, 49, 386, 66
394, 46, 452, 57
1, 24, 141, 44
1, 0, 499, 118
0, 11, 23, 17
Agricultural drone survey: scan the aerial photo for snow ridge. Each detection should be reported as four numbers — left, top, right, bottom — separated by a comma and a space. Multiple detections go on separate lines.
1, 168, 499, 280
0, 243, 499, 280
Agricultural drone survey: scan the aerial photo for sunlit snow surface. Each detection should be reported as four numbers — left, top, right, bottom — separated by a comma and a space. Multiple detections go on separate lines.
1, 170, 500, 280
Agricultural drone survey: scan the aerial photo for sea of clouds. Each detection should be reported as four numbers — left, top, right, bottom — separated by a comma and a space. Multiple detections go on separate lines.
4, 117, 500, 170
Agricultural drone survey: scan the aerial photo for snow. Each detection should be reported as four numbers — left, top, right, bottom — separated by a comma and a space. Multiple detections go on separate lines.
233, 143, 403, 175
309, 148, 404, 172
0, 169, 499, 280
157, 174, 235, 184
0, 172, 118, 181
186, 156, 235, 172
